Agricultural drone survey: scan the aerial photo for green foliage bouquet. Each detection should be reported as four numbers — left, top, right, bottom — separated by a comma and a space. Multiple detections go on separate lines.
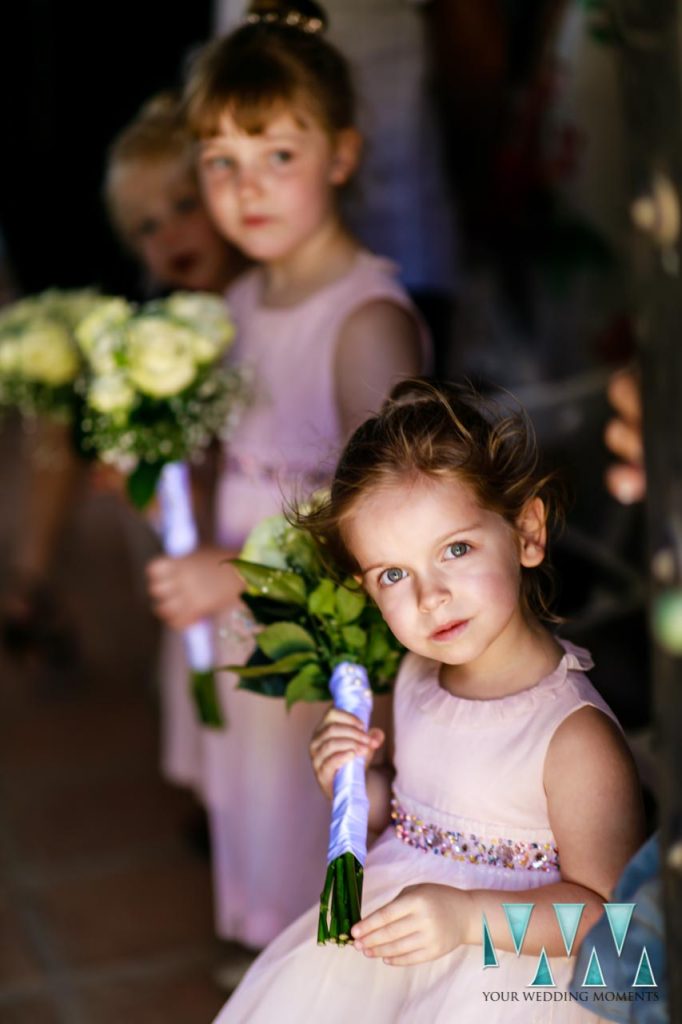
0, 288, 104, 420
226, 513, 404, 943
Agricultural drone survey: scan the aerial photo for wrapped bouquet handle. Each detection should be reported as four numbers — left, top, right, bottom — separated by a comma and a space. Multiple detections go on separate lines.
318, 661, 373, 944
223, 512, 404, 945
157, 461, 224, 727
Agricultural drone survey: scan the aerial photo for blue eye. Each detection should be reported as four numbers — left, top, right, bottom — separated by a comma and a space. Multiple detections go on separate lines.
445, 542, 471, 559
378, 567, 406, 587
203, 155, 235, 174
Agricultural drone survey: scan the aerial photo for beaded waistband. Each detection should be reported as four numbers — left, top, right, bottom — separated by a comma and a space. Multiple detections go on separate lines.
390, 799, 560, 873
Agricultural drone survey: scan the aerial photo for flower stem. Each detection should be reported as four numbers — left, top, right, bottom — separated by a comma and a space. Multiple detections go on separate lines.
191, 669, 224, 727
317, 853, 364, 946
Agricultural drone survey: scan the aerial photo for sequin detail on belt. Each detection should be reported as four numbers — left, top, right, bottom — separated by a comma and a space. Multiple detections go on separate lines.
391, 799, 560, 872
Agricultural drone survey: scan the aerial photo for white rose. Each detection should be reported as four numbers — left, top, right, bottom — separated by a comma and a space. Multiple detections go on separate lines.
19, 323, 81, 385
163, 292, 235, 363
126, 317, 198, 397
88, 374, 136, 416
0, 338, 22, 375
76, 298, 132, 358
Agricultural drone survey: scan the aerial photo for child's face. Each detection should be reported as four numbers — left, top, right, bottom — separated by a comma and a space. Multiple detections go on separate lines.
198, 108, 355, 265
112, 158, 236, 293
345, 474, 543, 678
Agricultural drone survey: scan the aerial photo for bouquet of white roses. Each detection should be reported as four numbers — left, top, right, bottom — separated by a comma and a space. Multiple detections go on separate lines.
226, 513, 403, 944
77, 291, 248, 726
76, 291, 245, 506
0, 288, 104, 420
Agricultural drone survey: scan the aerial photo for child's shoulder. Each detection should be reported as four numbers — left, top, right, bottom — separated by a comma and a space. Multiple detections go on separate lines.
392, 650, 438, 699
556, 638, 620, 727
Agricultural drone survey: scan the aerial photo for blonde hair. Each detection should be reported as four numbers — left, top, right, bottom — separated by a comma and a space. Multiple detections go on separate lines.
104, 91, 197, 233
297, 378, 568, 623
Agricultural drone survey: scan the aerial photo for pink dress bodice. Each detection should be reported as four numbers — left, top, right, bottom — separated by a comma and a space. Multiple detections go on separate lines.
214, 639, 615, 1021
215, 250, 427, 549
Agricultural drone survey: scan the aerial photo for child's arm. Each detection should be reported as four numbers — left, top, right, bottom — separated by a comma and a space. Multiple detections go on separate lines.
352, 706, 645, 965
334, 301, 423, 436
309, 703, 394, 834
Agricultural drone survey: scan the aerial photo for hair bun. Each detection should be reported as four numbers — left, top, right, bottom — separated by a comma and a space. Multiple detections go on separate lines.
245, 0, 327, 34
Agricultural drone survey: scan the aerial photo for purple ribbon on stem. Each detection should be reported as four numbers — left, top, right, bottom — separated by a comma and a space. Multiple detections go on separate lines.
318, 661, 373, 944
157, 461, 224, 727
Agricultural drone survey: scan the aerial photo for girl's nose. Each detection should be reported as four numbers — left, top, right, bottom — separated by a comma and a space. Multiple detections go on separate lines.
417, 577, 450, 614
235, 166, 262, 197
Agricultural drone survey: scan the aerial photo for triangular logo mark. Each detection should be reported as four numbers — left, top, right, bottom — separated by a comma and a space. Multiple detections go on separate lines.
604, 903, 635, 956
530, 947, 555, 987
553, 903, 584, 956
482, 914, 498, 968
633, 947, 657, 987
503, 903, 534, 956
582, 947, 606, 987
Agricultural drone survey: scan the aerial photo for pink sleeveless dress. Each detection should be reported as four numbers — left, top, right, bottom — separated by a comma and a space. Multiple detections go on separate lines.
212, 640, 617, 1022
160, 250, 429, 948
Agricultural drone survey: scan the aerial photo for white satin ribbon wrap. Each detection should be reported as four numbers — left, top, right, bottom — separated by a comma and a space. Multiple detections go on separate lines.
157, 461, 213, 673
327, 662, 373, 866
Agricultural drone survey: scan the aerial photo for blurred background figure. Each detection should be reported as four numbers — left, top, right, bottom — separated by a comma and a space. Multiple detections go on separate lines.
104, 91, 246, 300
0, 90, 245, 674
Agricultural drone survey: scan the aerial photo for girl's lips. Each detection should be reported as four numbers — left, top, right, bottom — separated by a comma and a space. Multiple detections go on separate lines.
242, 215, 270, 228
430, 619, 469, 642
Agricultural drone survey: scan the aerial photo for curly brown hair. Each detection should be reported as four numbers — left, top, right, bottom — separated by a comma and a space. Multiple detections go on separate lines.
296, 378, 567, 623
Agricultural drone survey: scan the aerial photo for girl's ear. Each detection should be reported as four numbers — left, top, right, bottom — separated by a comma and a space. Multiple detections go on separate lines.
516, 496, 547, 568
329, 128, 362, 186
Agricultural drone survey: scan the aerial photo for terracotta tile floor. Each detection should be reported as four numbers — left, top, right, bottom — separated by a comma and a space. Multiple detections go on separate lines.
0, 418, 230, 1023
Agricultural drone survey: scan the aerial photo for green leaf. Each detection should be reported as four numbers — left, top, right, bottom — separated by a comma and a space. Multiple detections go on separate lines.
222, 650, 314, 679
127, 460, 164, 509
237, 674, 288, 697
257, 622, 317, 660
240, 591, 302, 626
308, 578, 336, 617
190, 669, 224, 727
231, 558, 307, 606
341, 625, 366, 657
285, 662, 329, 709
231, 647, 288, 697
366, 622, 390, 666
335, 581, 366, 624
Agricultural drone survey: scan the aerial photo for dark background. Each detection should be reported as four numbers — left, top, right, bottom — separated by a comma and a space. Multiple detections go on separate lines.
0, 3, 213, 298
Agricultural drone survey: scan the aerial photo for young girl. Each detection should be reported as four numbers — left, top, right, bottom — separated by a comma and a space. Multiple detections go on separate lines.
212, 378, 645, 1022
0, 93, 245, 664
144, 1, 428, 954
104, 90, 245, 298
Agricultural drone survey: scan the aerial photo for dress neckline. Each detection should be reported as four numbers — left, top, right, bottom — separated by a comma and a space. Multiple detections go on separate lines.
415, 638, 594, 723
246, 249, 397, 314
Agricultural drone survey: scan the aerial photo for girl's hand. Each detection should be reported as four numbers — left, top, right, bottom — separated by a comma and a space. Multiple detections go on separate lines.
145, 547, 241, 629
309, 708, 384, 799
351, 883, 474, 966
